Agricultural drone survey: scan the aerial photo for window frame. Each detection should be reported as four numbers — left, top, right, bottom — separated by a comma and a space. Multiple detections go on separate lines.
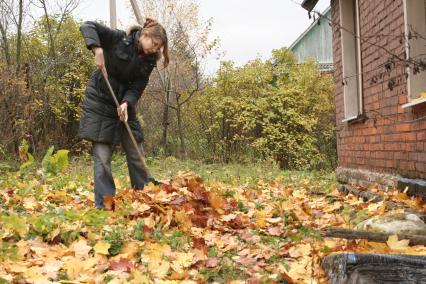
402, 0, 426, 108
340, 0, 363, 122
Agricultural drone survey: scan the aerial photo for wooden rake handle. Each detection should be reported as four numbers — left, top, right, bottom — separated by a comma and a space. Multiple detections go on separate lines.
102, 73, 152, 179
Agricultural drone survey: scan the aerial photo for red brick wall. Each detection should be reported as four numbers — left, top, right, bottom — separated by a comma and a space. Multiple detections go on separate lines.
331, 0, 426, 179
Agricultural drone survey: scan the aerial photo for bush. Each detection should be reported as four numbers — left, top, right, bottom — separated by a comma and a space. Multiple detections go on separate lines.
192, 49, 336, 169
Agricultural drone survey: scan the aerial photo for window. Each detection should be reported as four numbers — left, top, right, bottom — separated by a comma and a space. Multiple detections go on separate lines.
402, 0, 426, 108
340, 0, 362, 121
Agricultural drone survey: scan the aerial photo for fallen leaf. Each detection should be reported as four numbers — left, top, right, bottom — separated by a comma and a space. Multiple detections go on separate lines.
109, 258, 133, 273
129, 270, 151, 284
93, 241, 111, 255
255, 210, 267, 228
267, 226, 282, 236
167, 271, 190, 280
206, 258, 220, 268
387, 235, 410, 250
171, 252, 194, 273
70, 239, 92, 258
221, 213, 238, 222
208, 191, 225, 214
148, 259, 170, 278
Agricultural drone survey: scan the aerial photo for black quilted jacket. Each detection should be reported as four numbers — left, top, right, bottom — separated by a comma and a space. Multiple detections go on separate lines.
79, 21, 156, 144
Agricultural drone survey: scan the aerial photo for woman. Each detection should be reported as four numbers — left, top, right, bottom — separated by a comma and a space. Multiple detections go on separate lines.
79, 18, 169, 210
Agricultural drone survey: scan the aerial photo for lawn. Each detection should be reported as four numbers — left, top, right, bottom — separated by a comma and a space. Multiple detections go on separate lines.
0, 153, 424, 283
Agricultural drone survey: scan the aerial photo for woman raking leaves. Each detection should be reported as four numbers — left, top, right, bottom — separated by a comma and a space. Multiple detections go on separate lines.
79, 18, 169, 210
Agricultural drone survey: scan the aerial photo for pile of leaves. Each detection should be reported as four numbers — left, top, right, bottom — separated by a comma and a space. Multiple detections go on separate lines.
0, 168, 425, 283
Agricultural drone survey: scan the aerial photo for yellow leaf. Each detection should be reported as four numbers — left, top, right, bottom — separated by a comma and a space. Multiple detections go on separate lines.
367, 202, 383, 213
289, 243, 311, 258
404, 245, 426, 256
174, 210, 191, 232
23, 197, 39, 210
267, 217, 282, 224
93, 241, 110, 255
281, 201, 293, 211
16, 240, 30, 258
167, 271, 189, 280
70, 239, 92, 258
170, 252, 194, 273
84, 229, 99, 242
284, 259, 309, 280
359, 240, 389, 253
143, 242, 171, 261
148, 259, 170, 279
113, 242, 140, 260
82, 257, 99, 271
5, 262, 28, 273
144, 182, 160, 192
323, 239, 338, 250
29, 240, 50, 258
134, 202, 151, 212
23, 266, 51, 283
114, 178, 121, 188
63, 257, 84, 280
41, 260, 63, 279
192, 248, 208, 263
255, 210, 267, 228
144, 214, 157, 229
130, 270, 151, 284
387, 235, 410, 250
17, 182, 27, 189
208, 191, 225, 214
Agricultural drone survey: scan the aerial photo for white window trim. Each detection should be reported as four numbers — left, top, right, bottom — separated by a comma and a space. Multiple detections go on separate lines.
402, 0, 426, 108
340, 0, 363, 122
402, 97, 426, 108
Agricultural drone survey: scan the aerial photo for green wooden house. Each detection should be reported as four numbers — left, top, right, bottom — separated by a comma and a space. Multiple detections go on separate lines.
289, 6, 333, 72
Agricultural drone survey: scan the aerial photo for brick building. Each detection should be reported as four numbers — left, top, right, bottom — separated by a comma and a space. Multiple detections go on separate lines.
302, 0, 426, 197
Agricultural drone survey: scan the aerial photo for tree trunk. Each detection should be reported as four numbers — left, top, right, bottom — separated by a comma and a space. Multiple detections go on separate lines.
0, 20, 11, 66
176, 100, 186, 158
15, 0, 23, 73
161, 80, 170, 155
220, 111, 227, 162
41, 1, 56, 60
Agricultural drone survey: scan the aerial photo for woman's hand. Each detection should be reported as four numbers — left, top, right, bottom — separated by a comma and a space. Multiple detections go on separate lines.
93, 47, 107, 77
117, 102, 128, 122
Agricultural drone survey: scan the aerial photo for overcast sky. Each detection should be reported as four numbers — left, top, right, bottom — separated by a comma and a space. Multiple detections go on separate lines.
73, 0, 330, 74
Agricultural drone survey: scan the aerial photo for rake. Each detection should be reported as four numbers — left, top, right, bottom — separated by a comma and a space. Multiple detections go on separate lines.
102, 73, 152, 179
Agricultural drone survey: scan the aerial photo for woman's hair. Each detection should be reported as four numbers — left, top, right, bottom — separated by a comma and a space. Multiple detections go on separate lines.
126, 17, 170, 68
126, 18, 169, 68
142, 17, 169, 68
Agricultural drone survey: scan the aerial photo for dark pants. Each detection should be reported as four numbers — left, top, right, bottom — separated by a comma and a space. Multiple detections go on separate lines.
92, 129, 149, 208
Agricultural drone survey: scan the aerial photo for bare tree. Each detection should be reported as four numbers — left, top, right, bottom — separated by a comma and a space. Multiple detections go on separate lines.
0, 0, 24, 68
132, 0, 219, 157
31, 0, 80, 60
15, 0, 23, 73
0, 7, 11, 66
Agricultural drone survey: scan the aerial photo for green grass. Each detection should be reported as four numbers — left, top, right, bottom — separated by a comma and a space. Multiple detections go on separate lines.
145, 154, 335, 189
1, 152, 336, 193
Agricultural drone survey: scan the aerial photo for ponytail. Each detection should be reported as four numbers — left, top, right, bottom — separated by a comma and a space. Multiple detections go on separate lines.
142, 17, 169, 68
